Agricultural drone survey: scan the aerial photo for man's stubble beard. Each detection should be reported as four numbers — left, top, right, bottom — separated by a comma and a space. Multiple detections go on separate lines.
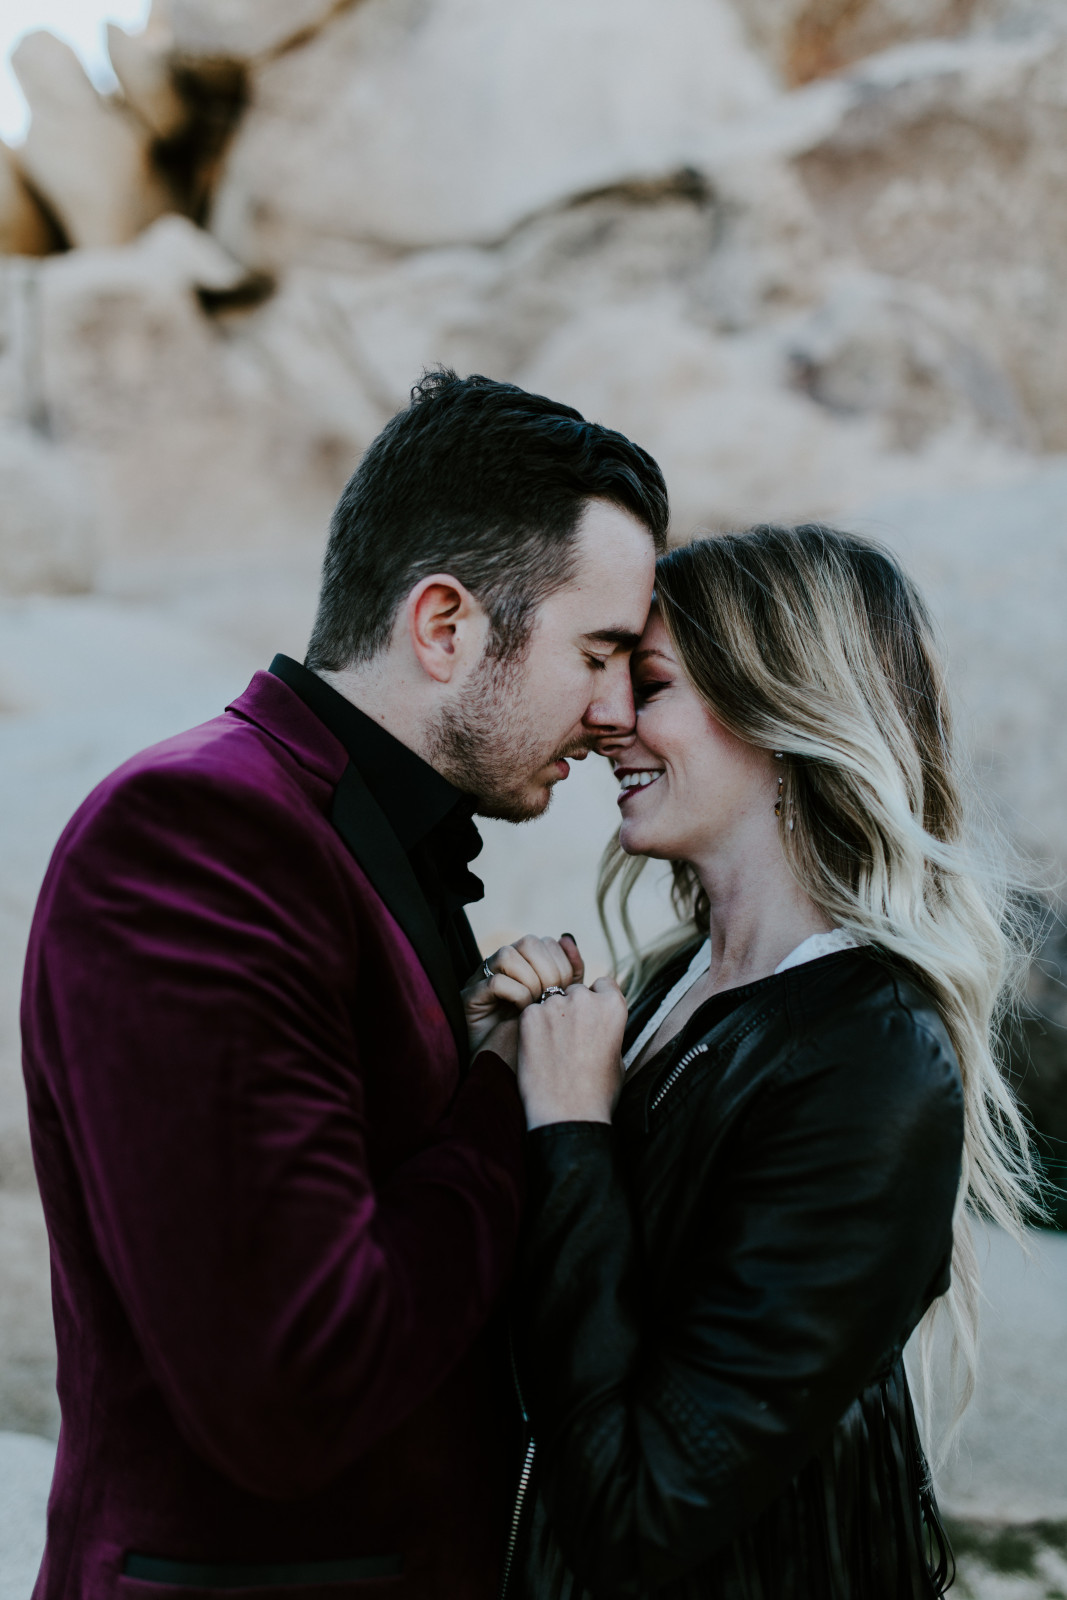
428, 649, 580, 823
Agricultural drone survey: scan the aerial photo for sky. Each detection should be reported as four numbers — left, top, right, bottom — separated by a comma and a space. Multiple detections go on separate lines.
1, 0, 151, 143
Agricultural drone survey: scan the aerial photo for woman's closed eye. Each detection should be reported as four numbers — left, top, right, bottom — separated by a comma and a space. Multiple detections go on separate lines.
634, 677, 670, 705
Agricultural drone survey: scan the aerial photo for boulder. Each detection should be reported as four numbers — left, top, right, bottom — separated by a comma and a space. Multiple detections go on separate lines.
0, 427, 96, 596
730, 0, 981, 85
785, 269, 1030, 450
210, 0, 777, 264
0, 215, 246, 432
512, 292, 1012, 535
861, 459, 1067, 876
107, 23, 187, 141
790, 28, 1067, 447
0, 146, 53, 258
170, 0, 345, 62
11, 30, 172, 249
31, 217, 350, 563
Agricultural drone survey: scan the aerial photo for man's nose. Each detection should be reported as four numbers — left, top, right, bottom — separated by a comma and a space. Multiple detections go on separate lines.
596, 726, 637, 762
583, 667, 636, 742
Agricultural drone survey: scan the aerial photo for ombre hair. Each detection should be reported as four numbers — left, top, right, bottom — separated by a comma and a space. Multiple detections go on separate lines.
598, 523, 1041, 1453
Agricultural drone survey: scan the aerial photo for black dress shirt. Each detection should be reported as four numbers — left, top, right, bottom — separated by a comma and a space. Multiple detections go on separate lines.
269, 654, 485, 990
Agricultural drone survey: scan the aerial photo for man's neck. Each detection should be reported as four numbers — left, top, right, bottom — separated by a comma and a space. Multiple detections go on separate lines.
315, 663, 434, 765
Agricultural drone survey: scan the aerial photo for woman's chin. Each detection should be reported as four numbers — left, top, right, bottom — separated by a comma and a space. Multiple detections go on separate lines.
618, 822, 669, 860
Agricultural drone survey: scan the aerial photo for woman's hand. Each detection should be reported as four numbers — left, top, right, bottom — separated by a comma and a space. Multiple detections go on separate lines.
464, 933, 584, 1056
518, 976, 627, 1130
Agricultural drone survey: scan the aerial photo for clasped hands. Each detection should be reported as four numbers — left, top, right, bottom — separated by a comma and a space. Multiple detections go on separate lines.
462, 935, 627, 1129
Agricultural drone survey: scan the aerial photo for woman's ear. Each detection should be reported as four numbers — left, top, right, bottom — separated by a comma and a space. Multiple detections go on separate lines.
406, 573, 486, 684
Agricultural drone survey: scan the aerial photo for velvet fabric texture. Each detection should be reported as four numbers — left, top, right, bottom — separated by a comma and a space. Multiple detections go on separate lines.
21, 671, 526, 1600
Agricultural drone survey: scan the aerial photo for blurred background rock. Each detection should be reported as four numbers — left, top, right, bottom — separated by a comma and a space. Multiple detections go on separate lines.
0, 1, 1065, 1593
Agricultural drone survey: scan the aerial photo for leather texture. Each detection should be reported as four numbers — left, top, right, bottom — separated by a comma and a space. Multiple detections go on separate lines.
513, 947, 964, 1599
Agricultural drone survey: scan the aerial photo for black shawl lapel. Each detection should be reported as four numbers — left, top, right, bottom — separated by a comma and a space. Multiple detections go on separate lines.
330, 763, 469, 1066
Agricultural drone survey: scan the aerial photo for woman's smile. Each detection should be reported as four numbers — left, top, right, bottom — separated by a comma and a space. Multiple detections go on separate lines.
616, 767, 665, 804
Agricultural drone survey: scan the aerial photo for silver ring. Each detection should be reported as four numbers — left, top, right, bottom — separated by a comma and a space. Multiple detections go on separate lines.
482, 958, 495, 983
539, 985, 566, 1002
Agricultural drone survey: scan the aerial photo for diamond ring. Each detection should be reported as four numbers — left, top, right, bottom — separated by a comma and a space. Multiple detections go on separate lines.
539, 986, 567, 1002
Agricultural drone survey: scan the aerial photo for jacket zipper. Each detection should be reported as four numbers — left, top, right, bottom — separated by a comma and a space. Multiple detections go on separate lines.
500, 1041, 712, 1595
649, 1042, 710, 1114
500, 1335, 534, 1600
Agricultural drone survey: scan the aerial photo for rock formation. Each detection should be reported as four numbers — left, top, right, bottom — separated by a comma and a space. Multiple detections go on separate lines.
0, 0, 1062, 854
11, 30, 173, 249
169, 0, 347, 63
210, 0, 777, 260
735, 0, 982, 84
0, 426, 95, 596
792, 28, 1067, 447
0, 145, 52, 258
106, 22, 187, 142
0, 0, 1062, 835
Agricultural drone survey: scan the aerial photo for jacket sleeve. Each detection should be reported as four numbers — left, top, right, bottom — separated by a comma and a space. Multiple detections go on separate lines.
26, 762, 525, 1498
515, 1007, 964, 1597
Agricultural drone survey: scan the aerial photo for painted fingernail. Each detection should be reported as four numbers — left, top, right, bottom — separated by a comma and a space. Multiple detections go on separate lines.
561, 932, 576, 942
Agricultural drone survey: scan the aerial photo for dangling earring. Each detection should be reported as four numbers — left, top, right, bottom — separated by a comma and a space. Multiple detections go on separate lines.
773, 752, 794, 830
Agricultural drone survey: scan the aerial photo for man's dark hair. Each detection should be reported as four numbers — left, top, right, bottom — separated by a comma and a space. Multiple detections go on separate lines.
306, 370, 669, 670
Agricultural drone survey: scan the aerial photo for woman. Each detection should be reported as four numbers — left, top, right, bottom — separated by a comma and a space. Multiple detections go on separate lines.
467, 525, 1036, 1599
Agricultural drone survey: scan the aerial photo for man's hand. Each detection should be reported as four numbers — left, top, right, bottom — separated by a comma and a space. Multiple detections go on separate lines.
517, 976, 627, 1129
464, 934, 584, 1055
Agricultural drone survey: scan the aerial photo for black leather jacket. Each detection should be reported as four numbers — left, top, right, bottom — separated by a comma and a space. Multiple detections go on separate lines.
510, 947, 964, 1600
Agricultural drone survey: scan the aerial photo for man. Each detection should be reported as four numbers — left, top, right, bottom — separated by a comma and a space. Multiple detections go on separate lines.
21, 371, 667, 1599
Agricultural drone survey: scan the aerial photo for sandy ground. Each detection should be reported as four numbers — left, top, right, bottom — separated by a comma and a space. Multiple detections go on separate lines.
0, 1431, 54, 1600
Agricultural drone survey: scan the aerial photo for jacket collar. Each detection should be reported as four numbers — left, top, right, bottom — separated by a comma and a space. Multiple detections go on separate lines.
227, 669, 348, 788
268, 654, 468, 853
227, 671, 468, 1064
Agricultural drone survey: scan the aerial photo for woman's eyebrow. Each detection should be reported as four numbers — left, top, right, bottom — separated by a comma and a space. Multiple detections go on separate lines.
632, 648, 672, 664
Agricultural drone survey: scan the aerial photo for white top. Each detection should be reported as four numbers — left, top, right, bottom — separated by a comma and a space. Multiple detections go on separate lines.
621, 927, 860, 1073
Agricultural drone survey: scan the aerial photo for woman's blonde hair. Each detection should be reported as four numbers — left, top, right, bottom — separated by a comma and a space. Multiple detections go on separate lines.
598, 523, 1041, 1453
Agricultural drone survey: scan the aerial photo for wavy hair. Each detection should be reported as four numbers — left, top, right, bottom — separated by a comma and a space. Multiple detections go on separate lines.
598, 524, 1041, 1454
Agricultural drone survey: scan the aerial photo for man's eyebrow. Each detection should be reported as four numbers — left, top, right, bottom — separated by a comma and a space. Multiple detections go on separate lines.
584, 628, 643, 649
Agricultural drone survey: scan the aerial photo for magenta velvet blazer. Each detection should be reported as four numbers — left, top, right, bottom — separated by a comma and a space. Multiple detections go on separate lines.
20, 671, 526, 1600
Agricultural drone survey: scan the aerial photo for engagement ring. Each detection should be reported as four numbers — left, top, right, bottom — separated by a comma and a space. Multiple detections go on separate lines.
539, 986, 566, 1002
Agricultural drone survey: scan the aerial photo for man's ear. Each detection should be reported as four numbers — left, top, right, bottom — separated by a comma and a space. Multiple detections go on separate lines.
406, 574, 486, 684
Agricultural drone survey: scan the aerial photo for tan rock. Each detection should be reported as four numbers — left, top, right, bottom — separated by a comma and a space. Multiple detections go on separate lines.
867, 462, 1067, 875
170, 0, 344, 62
511, 291, 1021, 536
12, 30, 172, 249
785, 269, 1030, 450
0, 258, 46, 430
731, 0, 980, 85
791, 29, 1067, 448
0, 145, 53, 258
107, 23, 187, 141
210, 0, 777, 264
31, 219, 353, 564
0, 426, 96, 596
